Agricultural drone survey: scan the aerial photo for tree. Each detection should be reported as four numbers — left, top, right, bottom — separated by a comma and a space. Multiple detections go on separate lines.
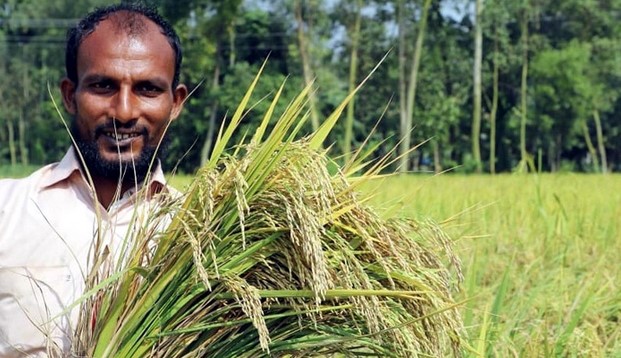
342, 0, 362, 161
518, 0, 530, 171
293, 0, 321, 131
413, 1, 471, 173
472, 0, 483, 173
399, 0, 432, 173
2, 0, 621, 173
482, 0, 513, 174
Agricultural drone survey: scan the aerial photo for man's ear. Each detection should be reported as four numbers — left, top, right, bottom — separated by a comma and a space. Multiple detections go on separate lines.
170, 84, 188, 121
60, 78, 77, 115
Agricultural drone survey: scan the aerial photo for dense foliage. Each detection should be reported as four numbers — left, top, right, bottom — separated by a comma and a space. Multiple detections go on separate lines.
1, 0, 620, 173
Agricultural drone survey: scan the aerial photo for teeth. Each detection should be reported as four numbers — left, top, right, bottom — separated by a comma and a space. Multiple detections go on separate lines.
105, 132, 139, 140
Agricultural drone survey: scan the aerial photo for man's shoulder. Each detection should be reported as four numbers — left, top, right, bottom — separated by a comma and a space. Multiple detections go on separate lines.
0, 164, 56, 196
0, 174, 32, 195
0, 168, 48, 230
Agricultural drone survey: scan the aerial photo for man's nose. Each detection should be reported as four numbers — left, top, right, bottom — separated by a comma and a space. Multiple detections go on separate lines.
111, 86, 137, 122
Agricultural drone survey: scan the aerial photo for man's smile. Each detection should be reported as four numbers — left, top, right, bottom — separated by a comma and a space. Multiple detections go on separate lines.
103, 131, 141, 141
96, 126, 148, 148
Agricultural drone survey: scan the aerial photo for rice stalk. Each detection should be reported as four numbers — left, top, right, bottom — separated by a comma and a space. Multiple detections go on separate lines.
67, 66, 465, 357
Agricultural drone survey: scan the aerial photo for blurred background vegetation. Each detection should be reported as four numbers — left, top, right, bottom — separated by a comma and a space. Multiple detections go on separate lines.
1, 0, 620, 174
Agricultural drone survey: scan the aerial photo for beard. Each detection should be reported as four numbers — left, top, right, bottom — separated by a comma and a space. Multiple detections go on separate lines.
70, 119, 169, 185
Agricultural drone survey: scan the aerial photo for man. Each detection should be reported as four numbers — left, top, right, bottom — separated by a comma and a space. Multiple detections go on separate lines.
0, 3, 187, 356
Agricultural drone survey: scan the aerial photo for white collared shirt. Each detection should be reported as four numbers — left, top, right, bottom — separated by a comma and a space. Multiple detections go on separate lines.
0, 148, 173, 357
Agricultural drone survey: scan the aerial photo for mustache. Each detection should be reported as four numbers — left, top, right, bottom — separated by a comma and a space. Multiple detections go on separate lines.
94, 119, 148, 138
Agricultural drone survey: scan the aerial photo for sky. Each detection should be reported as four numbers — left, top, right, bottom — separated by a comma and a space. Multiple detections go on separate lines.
247, 0, 473, 22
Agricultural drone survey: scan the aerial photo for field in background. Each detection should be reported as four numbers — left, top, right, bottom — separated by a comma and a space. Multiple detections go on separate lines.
3, 167, 619, 355
360, 173, 621, 356
0, 164, 41, 179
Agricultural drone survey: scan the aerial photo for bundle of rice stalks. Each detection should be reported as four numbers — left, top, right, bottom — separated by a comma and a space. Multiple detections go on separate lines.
69, 66, 464, 357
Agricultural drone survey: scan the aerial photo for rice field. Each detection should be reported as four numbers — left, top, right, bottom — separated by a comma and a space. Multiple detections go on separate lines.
0, 164, 40, 178
3, 166, 619, 356
171, 172, 621, 356
355, 173, 621, 357
167, 173, 621, 357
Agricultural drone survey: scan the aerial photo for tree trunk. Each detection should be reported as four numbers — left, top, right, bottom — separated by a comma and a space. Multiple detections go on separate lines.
593, 109, 607, 174
489, 24, 499, 175
343, 0, 362, 162
20, 61, 29, 166
397, 0, 407, 171
7, 120, 16, 167
412, 151, 421, 172
294, 0, 320, 131
519, 0, 529, 171
200, 61, 221, 167
472, 0, 483, 173
399, 0, 432, 173
201, 102, 219, 167
581, 121, 599, 172
228, 23, 236, 67
432, 139, 442, 173
18, 109, 28, 166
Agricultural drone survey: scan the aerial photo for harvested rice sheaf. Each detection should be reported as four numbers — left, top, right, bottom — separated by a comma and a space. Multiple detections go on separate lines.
71, 71, 465, 357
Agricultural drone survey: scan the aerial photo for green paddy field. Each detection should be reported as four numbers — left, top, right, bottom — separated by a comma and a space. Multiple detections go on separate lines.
357, 173, 621, 357
168, 172, 620, 356
4, 167, 619, 356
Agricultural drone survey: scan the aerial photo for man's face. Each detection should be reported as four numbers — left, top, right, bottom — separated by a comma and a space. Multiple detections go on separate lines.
61, 15, 187, 181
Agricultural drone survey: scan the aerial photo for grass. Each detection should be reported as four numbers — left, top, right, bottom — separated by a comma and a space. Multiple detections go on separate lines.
0, 164, 40, 178
358, 173, 621, 357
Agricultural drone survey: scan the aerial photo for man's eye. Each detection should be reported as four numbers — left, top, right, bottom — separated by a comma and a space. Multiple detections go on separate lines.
138, 84, 163, 94
91, 82, 113, 91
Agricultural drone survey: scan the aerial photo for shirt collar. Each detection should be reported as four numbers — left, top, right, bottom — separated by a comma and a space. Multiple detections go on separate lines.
40, 147, 168, 196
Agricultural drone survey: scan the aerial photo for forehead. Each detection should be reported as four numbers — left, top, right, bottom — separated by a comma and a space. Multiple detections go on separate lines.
76, 14, 175, 81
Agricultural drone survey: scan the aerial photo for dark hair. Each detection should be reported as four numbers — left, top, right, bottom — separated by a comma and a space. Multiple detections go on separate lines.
65, 2, 182, 88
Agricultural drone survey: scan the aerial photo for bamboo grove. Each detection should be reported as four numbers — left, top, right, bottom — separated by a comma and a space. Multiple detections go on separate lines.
1, 0, 620, 174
